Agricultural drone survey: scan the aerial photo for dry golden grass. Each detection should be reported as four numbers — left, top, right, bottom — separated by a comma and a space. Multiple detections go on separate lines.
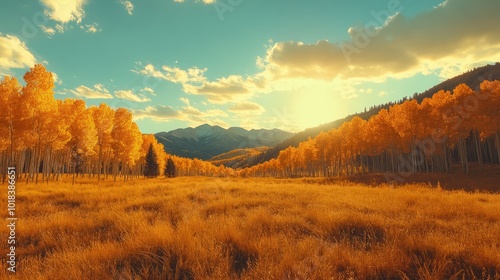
1, 177, 499, 279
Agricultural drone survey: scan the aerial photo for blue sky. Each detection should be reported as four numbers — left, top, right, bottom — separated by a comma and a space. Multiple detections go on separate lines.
1, 0, 499, 133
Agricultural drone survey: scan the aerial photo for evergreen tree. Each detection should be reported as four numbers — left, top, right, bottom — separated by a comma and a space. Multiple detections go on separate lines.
144, 143, 159, 178
165, 158, 176, 178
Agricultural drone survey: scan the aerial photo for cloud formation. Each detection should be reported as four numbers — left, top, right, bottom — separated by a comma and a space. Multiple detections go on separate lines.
0, 35, 36, 70
133, 103, 229, 127
185, 75, 260, 104
115, 90, 151, 102
135, 64, 262, 104
229, 102, 265, 114
119, 0, 134, 15
71, 84, 113, 99
80, 23, 101, 33
141, 87, 156, 96
40, 0, 87, 24
41, 26, 56, 36
136, 64, 207, 84
260, 0, 500, 81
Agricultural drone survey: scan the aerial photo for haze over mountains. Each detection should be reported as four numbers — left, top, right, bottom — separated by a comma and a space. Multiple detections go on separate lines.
154, 124, 293, 160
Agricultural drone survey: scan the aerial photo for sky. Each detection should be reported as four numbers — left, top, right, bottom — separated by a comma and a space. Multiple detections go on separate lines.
1, 0, 499, 133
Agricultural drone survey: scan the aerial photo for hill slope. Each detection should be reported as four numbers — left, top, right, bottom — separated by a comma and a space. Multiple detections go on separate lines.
246, 62, 500, 167
155, 124, 293, 160
207, 147, 269, 168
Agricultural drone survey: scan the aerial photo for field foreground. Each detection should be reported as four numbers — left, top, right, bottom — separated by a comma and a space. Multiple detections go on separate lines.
1, 177, 500, 279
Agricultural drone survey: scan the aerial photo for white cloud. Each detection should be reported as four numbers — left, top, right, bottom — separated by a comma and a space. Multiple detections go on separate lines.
179, 97, 190, 105
52, 72, 63, 85
115, 90, 151, 102
140, 87, 156, 96
136, 64, 207, 84
135, 63, 262, 104
378, 91, 388, 97
119, 0, 134, 15
41, 26, 56, 36
71, 84, 113, 99
141, 87, 154, 93
55, 24, 66, 33
80, 23, 101, 33
40, 0, 87, 24
133, 103, 229, 127
0, 35, 36, 70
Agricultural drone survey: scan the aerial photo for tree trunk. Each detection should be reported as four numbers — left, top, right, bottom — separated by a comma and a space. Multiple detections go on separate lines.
473, 131, 483, 172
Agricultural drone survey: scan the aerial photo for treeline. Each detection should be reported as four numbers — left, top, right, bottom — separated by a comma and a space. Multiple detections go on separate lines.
0, 64, 231, 183
241, 81, 500, 179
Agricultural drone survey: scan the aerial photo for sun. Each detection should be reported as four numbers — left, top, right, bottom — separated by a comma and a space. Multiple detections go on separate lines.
292, 88, 340, 130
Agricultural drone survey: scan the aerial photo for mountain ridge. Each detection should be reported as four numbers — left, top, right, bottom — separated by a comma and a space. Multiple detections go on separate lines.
155, 124, 294, 160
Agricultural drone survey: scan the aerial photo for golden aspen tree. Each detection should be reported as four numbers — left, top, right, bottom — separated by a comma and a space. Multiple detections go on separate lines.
0, 76, 21, 182
20, 64, 57, 183
111, 109, 143, 180
64, 100, 98, 183
0, 77, 20, 152
89, 103, 115, 181
36, 99, 71, 182
451, 84, 478, 173
478, 80, 500, 163
315, 132, 331, 177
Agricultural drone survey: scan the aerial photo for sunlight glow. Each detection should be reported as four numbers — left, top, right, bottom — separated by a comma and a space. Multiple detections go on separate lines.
292, 87, 340, 130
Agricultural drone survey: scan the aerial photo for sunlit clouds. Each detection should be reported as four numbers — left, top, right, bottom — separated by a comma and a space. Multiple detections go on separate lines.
70, 84, 114, 99
40, 0, 87, 24
0, 35, 36, 71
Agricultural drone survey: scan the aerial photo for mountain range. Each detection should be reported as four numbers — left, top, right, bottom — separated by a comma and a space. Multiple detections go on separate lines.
154, 124, 294, 160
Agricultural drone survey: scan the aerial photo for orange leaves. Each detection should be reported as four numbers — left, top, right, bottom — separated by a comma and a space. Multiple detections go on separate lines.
66, 99, 98, 156
244, 81, 500, 178
21, 64, 56, 118
0, 66, 153, 181
90, 103, 114, 147
0, 76, 21, 151
111, 108, 143, 166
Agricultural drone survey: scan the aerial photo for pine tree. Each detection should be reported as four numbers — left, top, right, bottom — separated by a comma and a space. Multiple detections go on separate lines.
165, 158, 176, 178
144, 143, 159, 178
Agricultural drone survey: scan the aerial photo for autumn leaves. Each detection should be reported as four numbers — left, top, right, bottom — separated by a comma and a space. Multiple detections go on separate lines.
0, 64, 237, 183
243, 80, 500, 178
2, 64, 499, 182
0, 65, 143, 183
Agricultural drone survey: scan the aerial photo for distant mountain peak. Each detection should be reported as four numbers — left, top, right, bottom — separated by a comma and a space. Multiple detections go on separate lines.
155, 125, 294, 160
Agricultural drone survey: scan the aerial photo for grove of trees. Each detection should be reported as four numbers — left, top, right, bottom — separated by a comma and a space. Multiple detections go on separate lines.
2, 65, 498, 183
241, 81, 500, 179
0, 65, 232, 183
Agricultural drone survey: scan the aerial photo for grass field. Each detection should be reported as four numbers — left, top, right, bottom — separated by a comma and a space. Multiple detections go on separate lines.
1, 177, 500, 279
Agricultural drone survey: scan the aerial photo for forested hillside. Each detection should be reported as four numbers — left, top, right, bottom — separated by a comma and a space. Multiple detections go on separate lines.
246, 63, 500, 168
241, 81, 500, 179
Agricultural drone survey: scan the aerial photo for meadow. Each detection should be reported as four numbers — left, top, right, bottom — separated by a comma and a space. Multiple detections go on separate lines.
1, 177, 499, 280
